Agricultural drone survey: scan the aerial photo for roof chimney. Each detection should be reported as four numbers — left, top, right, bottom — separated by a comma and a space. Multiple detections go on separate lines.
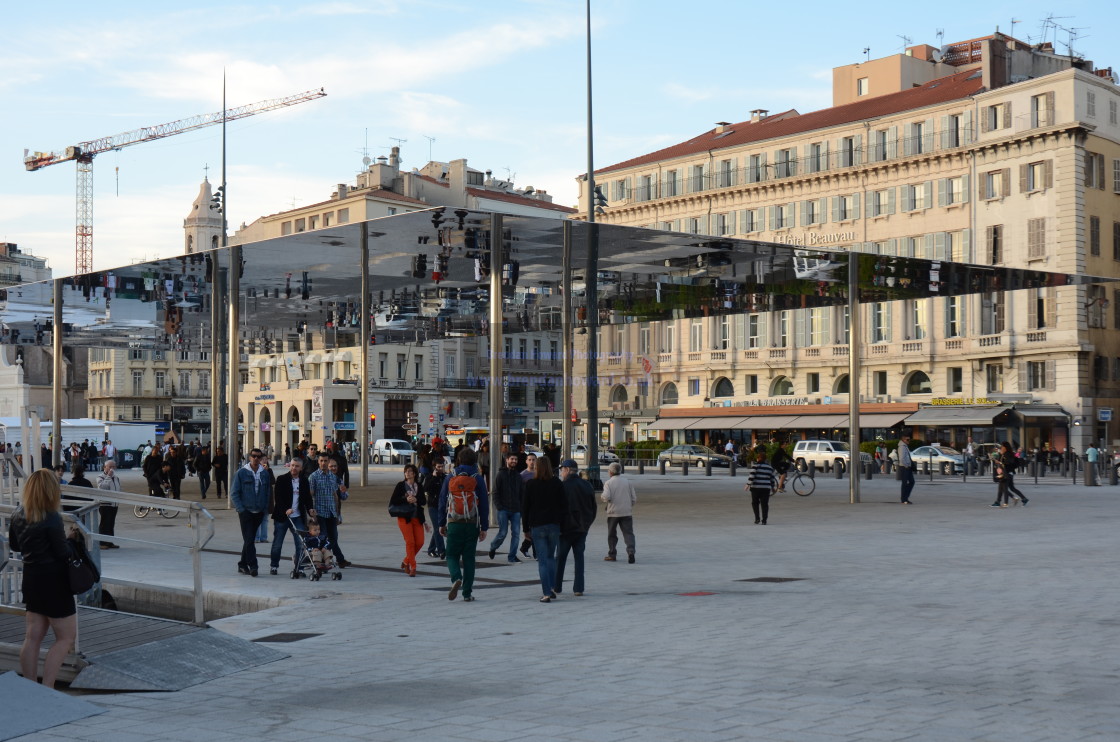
714, 121, 732, 133
750, 109, 769, 123
336, 184, 348, 199
389, 146, 400, 167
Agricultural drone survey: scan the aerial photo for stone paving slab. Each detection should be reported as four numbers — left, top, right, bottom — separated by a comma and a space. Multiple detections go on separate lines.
12, 469, 1119, 741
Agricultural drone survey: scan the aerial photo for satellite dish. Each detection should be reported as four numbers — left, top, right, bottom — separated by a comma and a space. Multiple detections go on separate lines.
362, 156, 371, 166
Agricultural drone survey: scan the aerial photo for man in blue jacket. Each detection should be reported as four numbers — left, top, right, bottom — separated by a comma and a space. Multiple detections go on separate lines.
231, 447, 275, 577
438, 447, 489, 602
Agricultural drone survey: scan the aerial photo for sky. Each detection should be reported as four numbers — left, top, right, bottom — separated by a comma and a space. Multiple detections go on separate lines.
2, 0, 1116, 277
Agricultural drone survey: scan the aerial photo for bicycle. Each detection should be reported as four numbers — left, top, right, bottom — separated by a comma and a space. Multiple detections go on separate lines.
134, 503, 180, 519
788, 470, 816, 497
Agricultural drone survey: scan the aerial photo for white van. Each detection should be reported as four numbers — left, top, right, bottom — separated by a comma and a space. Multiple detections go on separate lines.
372, 439, 415, 465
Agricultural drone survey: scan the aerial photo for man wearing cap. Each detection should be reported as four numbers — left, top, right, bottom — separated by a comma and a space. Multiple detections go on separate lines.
601, 461, 637, 563
555, 459, 596, 596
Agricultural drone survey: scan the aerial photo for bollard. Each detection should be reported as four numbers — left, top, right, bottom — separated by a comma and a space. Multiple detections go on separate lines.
865, 461, 873, 480
921, 461, 930, 476
834, 461, 843, 479
659, 459, 666, 476
619, 461, 625, 475
705, 459, 712, 477
808, 460, 817, 479
884, 458, 893, 475
1111, 461, 1119, 486
1085, 460, 1096, 487
729, 460, 737, 477
638, 459, 645, 475
682, 461, 689, 476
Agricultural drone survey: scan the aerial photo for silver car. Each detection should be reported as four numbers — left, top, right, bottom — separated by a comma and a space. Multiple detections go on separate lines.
657, 444, 732, 468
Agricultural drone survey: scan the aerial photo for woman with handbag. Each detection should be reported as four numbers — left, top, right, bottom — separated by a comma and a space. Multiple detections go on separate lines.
7, 469, 81, 688
96, 460, 122, 549
389, 464, 429, 576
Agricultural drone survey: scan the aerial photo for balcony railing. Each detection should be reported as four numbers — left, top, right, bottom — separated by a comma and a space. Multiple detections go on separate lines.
902, 342, 923, 353
1026, 331, 1047, 343
978, 335, 1002, 347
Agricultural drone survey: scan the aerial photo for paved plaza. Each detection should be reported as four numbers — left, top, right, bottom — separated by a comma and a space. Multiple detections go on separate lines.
10, 466, 1120, 741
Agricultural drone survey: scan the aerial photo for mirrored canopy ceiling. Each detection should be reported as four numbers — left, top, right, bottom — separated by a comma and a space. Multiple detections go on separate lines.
1, 208, 1115, 351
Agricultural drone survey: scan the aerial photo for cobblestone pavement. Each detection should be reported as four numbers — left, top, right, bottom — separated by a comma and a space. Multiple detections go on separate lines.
17, 467, 1120, 741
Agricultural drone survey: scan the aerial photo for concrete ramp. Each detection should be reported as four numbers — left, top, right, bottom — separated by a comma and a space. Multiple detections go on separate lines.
0, 672, 105, 741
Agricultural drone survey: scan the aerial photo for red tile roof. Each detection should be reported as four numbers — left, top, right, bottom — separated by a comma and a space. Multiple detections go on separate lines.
596, 69, 986, 176
415, 173, 450, 188
467, 187, 577, 213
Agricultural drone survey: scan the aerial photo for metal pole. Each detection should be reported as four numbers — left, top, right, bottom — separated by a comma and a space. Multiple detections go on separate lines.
228, 245, 240, 471
51, 278, 63, 466
359, 226, 370, 486
847, 251, 861, 503
489, 214, 504, 489
584, 0, 602, 489
191, 508, 204, 625
561, 222, 573, 456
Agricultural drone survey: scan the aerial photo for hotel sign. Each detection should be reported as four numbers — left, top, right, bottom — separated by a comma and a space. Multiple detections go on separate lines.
930, 398, 997, 406
771, 231, 857, 247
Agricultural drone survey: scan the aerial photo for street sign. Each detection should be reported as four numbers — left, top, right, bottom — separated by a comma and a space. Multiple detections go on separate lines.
428, 426, 435, 434
429, 413, 435, 423
571, 408, 578, 423
1099, 408, 1112, 422
439, 414, 445, 422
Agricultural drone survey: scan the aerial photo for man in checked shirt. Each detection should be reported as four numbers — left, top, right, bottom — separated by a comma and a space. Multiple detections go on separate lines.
309, 452, 352, 567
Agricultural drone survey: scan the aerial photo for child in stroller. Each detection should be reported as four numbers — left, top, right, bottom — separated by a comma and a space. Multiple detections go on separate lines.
291, 518, 342, 581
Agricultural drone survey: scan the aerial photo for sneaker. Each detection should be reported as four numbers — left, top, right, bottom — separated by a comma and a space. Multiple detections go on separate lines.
1000, 503, 1008, 508
269, 568, 278, 576
574, 592, 584, 596
462, 596, 475, 602
628, 554, 635, 564
488, 548, 496, 560
337, 559, 352, 568
237, 565, 251, 575
249, 568, 258, 577
989, 503, 1001, 507
449, 579, 462, 601
1021, 499, 1029, 506
604, 556, 617, 561
507, 556, 522, 563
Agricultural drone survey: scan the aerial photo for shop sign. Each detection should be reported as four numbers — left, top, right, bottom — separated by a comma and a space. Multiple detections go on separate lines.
757, 397, 809, 407
261, 423, 271, 432
311, 387, 323, 422
1098, 408, 1112, 422
930, 397, 997, 406
287, 423, 301, 431
255, 394, 275, 401
333, 422, 356, 430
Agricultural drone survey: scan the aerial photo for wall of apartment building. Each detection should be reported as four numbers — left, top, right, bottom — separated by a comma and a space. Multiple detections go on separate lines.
86, 348, 211, 423
579, 69, 1120, 445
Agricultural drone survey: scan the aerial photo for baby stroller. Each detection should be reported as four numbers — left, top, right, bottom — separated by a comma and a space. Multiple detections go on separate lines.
288, 516, 342, 581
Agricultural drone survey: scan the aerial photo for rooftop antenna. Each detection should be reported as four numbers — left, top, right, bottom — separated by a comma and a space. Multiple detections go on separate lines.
503, 166, 515, 183
1010, 18, 1020, 38
897, 34, 912, 52
862, 47, 870, 62
935, 28, 944, 47
358, 128, 371, 168
422, 135, 435, 162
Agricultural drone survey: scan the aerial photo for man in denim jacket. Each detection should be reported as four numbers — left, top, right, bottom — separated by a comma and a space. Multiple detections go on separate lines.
231, 447, 275, 576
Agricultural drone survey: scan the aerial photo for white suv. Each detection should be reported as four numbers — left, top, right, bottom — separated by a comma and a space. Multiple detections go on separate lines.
791, 440, 872, 473
372, 439, 415, 464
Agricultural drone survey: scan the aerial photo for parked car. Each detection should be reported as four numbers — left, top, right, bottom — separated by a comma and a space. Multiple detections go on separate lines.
792, 440, 874, 473
889, 444, 965, 474
372, 438, 415, 465
570, 444, 619, 464
656, 444, 732, 468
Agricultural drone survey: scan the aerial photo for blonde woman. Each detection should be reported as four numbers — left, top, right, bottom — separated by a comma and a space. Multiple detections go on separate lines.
7, 469, 81, 687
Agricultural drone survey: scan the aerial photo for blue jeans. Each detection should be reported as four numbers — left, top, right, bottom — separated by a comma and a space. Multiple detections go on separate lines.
900, 465, 915, 502
489, 510, 522, 560
319, 516, 346, 562
531, 524, 560, 596
199, 471, 211, 497
555, 531, 587, 594
426, 506, 445, 554
255, 515, 269, 541
237, 510, 265, 571
270, 515, 305, 569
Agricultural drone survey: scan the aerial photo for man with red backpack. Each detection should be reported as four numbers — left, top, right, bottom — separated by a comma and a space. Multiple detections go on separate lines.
437, 447, 489, 602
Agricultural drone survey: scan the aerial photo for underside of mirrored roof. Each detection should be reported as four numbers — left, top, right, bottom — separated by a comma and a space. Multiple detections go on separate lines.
0, 208, 1114, 350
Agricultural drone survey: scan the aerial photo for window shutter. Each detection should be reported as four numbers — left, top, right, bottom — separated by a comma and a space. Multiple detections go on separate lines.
940, 115, 951, 148
673, 219, 682, 232
962, 109, 973, 143
851, 192, 860, 219
1098, 154, 1107, 190
624, 177, 632, 200
960, 229, 970, 261
937, 178, 948, 207
1045, 288, 1057, 327
1027, 290, 1039, 329
756, 208, 766, 231
1002, 102, 1012, 128
923, 234, 934, 259
1045, 92, 1055, 125
924, 118, 935, 152
821, 141, 830, 171
961, 174, 970, 203
888, 126, 898, 158
1044, 160, 1053, 189
959, 295, 967, 334
1045, 360, 1056, 391
803, 144, 813, 172
696, 215, 708, 235
934, 232, 948, 259
1017, 361, 1028, 392
902, 186, 914, 212
818, 198, 828, 223
887, 238, 898, 256
788, 202, 797, 228
1001, 168, 1011, 197
886, 188, 896, 215
903, 125, 914, 156
738, 210, 749, 234
801, 200, 809, 225
980, 107, 991, 133
853, 134, 863, 165
788, 150, 798, 177
923, 181, 933, 208
884, 303, 893, 342
760, 153, 768, 181
794, 309, 808, 349
978, 174, 986, 201
1019, 164, 1028, 193
769, 205, 778, 228
831, 195, 841, 221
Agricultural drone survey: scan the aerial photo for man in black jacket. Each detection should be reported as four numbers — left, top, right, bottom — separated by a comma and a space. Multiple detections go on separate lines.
487, 453, 525, 563
269, 458, 314, 575
554, 459, 597, 596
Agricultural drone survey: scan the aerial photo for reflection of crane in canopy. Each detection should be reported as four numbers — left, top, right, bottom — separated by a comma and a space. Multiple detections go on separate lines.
24, 87, 327, 275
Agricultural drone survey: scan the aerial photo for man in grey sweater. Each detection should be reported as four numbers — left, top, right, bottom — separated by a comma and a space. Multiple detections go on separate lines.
600, 462, 637, 564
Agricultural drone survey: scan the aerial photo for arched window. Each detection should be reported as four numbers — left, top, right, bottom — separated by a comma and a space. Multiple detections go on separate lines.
904, 371, 932, 394
661, 382, 679, 405
186, 234, 194, 252
770, 376, 794, 396
712, 377, 734, 397
834, 374, 850, 394
610, 385, 628, 404
211, 235, 219, 250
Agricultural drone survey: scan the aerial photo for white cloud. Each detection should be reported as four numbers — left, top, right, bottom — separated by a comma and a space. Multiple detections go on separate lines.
663, 82, 718, 103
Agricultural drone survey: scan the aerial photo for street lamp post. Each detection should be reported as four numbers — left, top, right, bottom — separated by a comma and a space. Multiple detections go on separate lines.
584, 0, 602, 488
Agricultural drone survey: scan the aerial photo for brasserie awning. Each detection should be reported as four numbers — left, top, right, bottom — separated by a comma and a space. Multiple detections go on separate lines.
645, 417, 703, 430
904, 405, 1014, 426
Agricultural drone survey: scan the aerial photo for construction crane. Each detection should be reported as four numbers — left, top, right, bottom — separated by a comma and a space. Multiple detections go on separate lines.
24, 87, 327, 274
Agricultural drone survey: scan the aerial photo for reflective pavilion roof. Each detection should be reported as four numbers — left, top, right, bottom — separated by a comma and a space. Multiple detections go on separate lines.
1, 208, 1115, 350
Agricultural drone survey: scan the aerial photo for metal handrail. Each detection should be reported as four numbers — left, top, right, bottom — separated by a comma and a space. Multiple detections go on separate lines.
0, 486, 214, 625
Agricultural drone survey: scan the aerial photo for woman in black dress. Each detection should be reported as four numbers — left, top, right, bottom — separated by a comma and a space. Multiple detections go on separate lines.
8, 469, 80, 688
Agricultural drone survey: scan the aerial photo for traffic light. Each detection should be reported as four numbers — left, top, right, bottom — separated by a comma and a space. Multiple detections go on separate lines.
369, 413, 377, 428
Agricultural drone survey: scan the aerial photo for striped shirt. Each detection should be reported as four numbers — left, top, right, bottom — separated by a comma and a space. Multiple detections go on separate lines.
746, 461, 777, 490
308, 469, 340, 518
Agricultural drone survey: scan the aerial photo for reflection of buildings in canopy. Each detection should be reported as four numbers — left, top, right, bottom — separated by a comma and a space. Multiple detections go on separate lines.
565, 31, 1120, 453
